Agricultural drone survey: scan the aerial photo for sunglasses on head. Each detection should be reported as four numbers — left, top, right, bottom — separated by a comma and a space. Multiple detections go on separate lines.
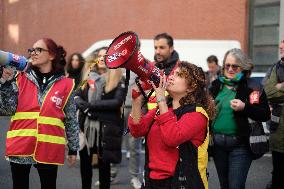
28, 47, 48, 55
224, 63, 240, 71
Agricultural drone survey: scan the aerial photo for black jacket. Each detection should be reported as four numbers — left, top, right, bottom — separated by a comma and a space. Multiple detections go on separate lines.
155, 50, 179, 76
209, 77, 270, 140
76, 80, 128, 163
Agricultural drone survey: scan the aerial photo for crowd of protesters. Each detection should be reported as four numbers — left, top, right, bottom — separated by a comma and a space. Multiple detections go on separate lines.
0, 33, 283, 189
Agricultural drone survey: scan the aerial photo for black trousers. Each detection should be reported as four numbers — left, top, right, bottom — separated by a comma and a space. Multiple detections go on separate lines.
79, 146, 111, 189
271, 151, 284, 189
10, 162, 58, 189
148, 177, 172, 189
79, 146, 93, 189
98, 157, 111, 189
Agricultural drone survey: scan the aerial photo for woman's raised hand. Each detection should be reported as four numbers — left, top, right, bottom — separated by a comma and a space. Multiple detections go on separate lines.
150, 74, 167, 100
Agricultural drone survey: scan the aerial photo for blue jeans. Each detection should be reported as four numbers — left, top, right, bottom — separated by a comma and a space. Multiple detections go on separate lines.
213, 133, 253, 189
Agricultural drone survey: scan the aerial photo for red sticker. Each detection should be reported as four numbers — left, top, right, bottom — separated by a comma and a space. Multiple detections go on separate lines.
88, 79, 96, 91
249, 91, 260, 104
12, 54, 20, 61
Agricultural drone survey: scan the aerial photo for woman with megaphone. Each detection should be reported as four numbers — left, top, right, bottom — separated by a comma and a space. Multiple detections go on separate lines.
0, 38, 79, 189
128, 61, 216, 189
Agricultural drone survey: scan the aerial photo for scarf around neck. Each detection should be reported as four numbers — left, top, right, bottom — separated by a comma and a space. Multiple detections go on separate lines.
218, 72, 244, 86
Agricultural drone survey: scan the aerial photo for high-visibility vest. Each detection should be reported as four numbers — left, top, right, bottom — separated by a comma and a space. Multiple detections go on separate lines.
143, 105, 209, 189
147, 91, 169, 110
6, 73, 74, 165
174, 106, 210, 189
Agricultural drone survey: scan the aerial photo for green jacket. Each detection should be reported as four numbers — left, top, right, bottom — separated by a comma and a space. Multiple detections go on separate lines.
264, 65, 284, 153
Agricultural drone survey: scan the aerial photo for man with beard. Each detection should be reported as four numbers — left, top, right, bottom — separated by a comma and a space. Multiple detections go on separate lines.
147, 33, 180, 110
154, 33, 179, 75
264, 38, 284, 189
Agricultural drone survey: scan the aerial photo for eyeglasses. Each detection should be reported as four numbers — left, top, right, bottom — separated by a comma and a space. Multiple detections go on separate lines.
28, 47, 48, 55
224, 64, 240, 72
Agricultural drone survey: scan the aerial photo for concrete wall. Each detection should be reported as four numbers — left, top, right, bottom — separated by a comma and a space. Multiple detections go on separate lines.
0, 0, 249, 57
280, 0, 284, 45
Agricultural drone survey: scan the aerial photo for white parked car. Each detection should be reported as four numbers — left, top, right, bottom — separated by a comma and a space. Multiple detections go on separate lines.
82, 38, 240, 71
250, 72, 266, 85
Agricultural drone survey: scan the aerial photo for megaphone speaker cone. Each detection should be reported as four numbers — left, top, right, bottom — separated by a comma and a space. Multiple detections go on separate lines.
105, 31, 139, 69
105, 31, 164, 97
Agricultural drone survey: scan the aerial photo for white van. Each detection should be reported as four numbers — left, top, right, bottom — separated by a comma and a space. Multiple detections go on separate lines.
82, 39, 241, 71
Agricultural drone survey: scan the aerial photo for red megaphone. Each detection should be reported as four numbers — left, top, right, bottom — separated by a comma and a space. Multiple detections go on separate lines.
105, 31, 163, 98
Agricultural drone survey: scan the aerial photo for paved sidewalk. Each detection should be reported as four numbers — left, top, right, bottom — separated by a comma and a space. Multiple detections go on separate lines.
0, 116, 272, 189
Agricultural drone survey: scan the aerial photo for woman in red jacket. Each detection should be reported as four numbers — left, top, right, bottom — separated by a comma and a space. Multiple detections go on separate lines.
129, 61, 215, 189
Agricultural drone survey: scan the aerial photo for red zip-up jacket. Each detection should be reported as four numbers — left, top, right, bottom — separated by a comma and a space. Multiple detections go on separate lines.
128, 108, 207, 179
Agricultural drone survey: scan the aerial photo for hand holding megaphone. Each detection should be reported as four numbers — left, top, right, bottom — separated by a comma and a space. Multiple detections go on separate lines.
105, 31, 163, 100
150, 74, 167, 98
0, 66, 15, 84
0, 50, 29, 71
131, 77, 153, 99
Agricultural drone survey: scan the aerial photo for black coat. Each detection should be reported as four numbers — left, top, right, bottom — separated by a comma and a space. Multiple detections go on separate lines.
209, 77, 270, 141
76, 81, 128, 163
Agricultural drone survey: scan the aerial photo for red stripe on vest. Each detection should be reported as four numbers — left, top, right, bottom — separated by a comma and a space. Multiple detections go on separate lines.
37, 124, 65, 137
6, 136, 36, 155
9, 119, 37, 131
35, 142, 65, 164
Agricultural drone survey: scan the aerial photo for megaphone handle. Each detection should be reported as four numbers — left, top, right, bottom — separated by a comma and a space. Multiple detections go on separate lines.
135, 77, 148, 100
141, 89, 154, 108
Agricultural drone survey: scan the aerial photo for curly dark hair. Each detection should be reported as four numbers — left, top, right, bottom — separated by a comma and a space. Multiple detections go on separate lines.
178, 61, 216, 119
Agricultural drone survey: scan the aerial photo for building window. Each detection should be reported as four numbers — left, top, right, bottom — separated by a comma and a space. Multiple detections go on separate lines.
249, 0, 280, 71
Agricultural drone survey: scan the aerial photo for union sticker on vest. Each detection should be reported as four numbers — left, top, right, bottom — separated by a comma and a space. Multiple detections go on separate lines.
51, 90, 64, 109
249, 91, 260, 104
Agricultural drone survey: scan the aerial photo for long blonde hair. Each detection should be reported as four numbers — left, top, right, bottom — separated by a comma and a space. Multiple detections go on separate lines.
80, 47, 108, 89
81, 59, 97, 82
104, 68, 123, 93
79, 45, 122, 92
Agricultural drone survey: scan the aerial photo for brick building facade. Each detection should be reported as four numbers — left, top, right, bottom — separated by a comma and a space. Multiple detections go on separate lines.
1, 0, 283, 71
0, 0, 249, 56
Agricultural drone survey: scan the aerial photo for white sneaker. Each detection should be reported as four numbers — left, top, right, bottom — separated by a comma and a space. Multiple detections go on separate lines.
130, 177, 142, 189
110, 176, 119, 185
94, 179, 118, 186
126, 151, 131, 159
94, 180, 100, 186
